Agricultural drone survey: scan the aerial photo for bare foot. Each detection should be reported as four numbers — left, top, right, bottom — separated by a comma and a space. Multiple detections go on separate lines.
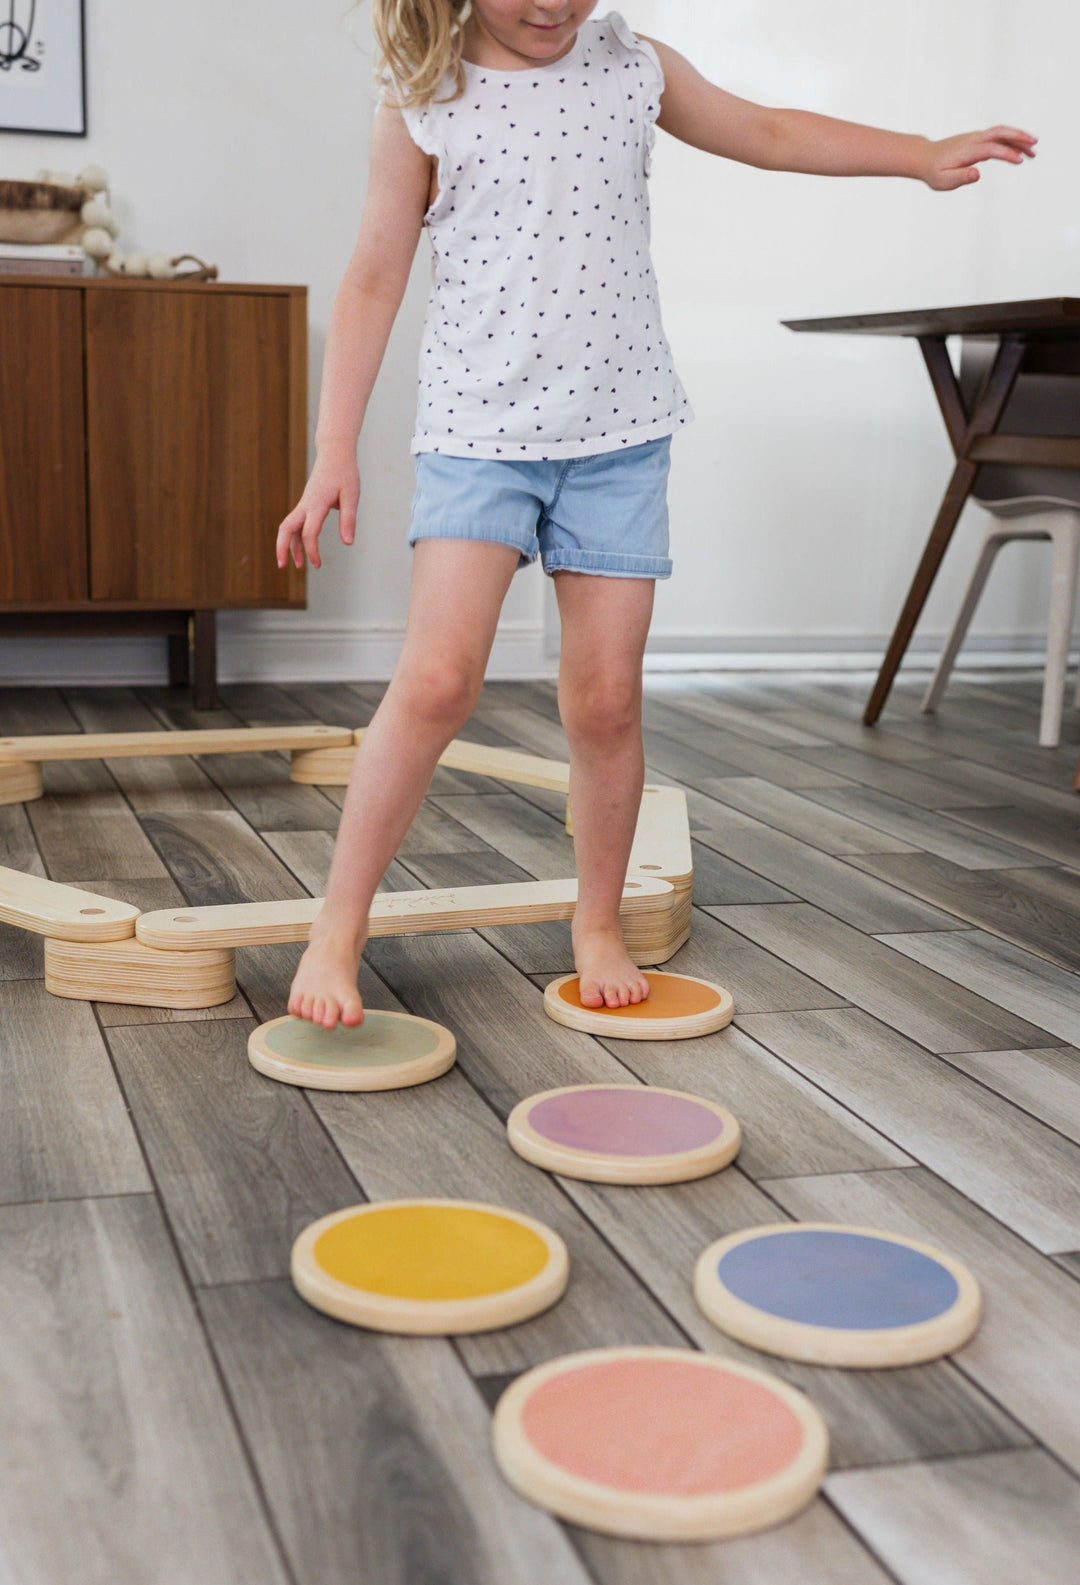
573, 926, 651, 1010
287, 917, 366, 1030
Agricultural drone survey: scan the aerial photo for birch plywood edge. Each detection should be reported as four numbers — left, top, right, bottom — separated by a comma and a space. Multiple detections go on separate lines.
0, 725, 353, 762
135, 876, 674, 950
0, 726, 356, 804
45, 937, 236, 1008
0, 866, 139, 941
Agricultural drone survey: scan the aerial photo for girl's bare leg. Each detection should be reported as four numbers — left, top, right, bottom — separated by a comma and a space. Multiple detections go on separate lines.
555, 572, 655, 1009
289, 539, 521, 1029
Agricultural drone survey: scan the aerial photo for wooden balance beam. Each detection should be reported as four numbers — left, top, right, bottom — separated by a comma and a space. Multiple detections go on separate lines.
0, 725, 353, 806
44, 877, 675, 1008
4, 732, 693, 1008
289, 731, 573, 794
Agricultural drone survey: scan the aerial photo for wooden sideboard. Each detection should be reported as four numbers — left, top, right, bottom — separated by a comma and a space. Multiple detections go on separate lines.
0, 276, 307, 707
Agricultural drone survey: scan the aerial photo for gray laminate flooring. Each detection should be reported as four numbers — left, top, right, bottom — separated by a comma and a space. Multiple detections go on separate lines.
2, 671, 1079, 1584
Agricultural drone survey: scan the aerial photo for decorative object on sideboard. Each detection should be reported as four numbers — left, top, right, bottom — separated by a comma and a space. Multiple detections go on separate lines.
0, 166, 218, 280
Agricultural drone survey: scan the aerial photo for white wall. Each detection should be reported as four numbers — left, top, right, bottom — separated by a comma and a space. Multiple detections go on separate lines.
2, 0, 1076, 683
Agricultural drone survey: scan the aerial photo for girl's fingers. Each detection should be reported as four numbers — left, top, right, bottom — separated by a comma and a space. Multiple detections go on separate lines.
990, 125, 1037, 143
276, 506, 304, 567
301, 510, 324, 569
339, 487, 360, 546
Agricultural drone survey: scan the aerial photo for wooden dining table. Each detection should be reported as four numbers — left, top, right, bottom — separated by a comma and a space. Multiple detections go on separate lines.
784, 298, 1080, 725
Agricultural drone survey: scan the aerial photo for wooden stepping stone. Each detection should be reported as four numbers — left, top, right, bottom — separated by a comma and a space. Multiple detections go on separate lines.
694, 1223, 982, 1368
248, 1011, 456, 1091
492, 1346, 828, 1541
507, 1084, 740, 1184
291, 1200, 568, 1335
544, 970, 734, 1040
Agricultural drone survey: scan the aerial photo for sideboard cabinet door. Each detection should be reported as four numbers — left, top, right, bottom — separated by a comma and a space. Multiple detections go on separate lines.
0, 287, 88, 602
85, 288, 301, 605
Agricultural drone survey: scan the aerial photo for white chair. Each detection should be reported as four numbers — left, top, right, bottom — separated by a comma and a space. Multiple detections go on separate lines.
921, 339, 1080, 748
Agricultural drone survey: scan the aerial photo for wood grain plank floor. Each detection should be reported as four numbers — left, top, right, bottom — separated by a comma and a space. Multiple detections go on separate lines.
878, 928, 1080, 1048
713, 903, 1055, 1052
106, 1019, 361, 1285
739, 1006, 1080, 1253
0, 979, 150, 1203
4, 673, 1079, 1583
804, 785, 1045, 869
0, 1196, 290, 1585
686, 790, 961, 933
827, 1449, 1080, 1585
200, 1282, 594, 1585
851, 853, 1080, 975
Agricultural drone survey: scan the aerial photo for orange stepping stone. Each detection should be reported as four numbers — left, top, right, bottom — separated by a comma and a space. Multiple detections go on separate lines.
544, 970, 734, 1040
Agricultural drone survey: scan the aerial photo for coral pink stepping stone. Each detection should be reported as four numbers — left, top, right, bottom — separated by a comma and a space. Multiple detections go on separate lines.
493, 1347, 828, 1540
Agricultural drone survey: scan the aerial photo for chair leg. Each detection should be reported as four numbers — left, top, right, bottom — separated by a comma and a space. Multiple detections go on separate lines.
921, 531, 1006, 714
1040, 516, 1080, 748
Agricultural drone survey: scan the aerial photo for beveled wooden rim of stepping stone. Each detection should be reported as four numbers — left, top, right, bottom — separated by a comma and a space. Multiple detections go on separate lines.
492, 1346, 829, 1542
543, 971, 734, 1041
247, 1011, 456, 1091
507, 1084, 741, 1185
291, 1199, 569, 1335
694, 1223, 982, 1369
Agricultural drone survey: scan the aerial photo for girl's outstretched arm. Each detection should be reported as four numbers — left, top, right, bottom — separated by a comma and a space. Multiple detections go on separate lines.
277, 103, 431, 571
643, 36, 1035, 190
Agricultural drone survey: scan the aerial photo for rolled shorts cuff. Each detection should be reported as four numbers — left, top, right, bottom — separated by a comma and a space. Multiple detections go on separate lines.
408, 522, 539, 567
542, 548, 673, 580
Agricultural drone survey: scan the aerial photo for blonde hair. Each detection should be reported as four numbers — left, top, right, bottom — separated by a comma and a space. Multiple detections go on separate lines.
371, 0, 472, 109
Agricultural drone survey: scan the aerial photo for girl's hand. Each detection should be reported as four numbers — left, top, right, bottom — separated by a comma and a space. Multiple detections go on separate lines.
922, 126, 1037, 190
276, 445, 361, 570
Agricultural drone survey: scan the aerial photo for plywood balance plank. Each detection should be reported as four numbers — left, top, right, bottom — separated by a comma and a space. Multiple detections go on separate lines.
290, 731, 572, 792
0, 725, 353, 763
0, 865, 138, 941
135, 877, 674, 950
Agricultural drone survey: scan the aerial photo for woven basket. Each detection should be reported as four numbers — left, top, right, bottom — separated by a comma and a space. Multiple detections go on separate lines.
0, 179, 86, 245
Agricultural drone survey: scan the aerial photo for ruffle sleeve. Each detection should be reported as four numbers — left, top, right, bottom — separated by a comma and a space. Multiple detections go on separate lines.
607, 11, 665, 177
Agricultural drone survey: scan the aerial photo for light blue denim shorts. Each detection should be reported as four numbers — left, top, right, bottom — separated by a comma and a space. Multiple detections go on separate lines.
407, 435, 672, 578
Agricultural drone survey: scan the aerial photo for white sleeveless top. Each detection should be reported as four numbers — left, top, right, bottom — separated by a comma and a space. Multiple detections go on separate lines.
393, 12, 693, 459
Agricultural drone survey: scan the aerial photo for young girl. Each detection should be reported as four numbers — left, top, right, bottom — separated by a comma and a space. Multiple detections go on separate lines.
278, 1, 1034, 1031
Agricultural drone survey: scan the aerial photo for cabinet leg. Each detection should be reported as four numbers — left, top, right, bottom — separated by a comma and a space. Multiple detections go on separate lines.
192, 610, 218, 711
168, 626, 191, 687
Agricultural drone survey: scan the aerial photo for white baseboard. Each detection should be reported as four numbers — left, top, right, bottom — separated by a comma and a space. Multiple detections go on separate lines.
0, 617, 1067, 686
642, 630, 1071, 675
0, 617, 556, 687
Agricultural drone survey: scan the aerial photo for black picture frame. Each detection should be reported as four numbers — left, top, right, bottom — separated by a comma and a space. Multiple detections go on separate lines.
0, 0, 87, 138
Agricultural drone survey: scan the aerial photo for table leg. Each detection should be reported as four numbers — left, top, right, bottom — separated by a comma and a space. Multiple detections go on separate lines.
864, 459, 977, 724
863, 334, 1027, 725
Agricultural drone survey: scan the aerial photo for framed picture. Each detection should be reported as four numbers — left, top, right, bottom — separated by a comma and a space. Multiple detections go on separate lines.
0, 1, 87, 137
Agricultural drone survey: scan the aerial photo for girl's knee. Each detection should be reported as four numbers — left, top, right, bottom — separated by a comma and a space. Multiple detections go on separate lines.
560, 675, 642, 741
395, 657, 483, 729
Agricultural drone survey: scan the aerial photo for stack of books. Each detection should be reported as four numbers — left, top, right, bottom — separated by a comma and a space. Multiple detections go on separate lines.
0, 243, 88, 277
